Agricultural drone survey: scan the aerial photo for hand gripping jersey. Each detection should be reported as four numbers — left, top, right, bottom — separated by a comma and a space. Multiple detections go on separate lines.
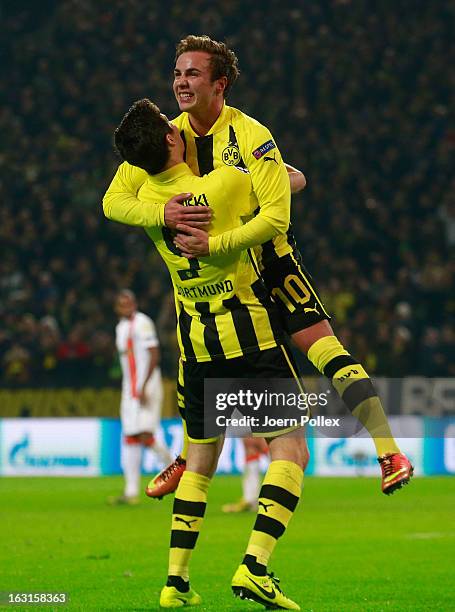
173, 104, 296, 269
103, 104, 293, 267
103, 104, 330, 336
112, 163, 285, 362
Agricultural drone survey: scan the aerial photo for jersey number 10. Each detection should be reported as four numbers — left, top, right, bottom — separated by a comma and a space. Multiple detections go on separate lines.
271, 274, 311, 312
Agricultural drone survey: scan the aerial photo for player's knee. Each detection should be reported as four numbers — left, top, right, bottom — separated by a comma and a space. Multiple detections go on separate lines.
268, 435, 309, 471
293, 437, 310, 471
301, 444, 310, 472
186, 439, 222, 478
293, 320, 334, 355
186, 456, 216, 479
140, 432, 155, 447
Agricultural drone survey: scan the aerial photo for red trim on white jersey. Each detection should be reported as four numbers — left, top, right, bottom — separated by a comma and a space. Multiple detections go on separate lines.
245, 452, 261, 462
127, 317, 139, 398
124, 434, 141, 445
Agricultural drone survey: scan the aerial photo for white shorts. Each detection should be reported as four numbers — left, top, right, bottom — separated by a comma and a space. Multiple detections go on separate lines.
120, 375, 163, 436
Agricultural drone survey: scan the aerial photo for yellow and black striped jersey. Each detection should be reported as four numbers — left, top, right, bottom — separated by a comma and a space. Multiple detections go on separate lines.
103, 104, 294, 267
110, 162, 283, 362
173, 104, 294, 268
103, 157, 287, 258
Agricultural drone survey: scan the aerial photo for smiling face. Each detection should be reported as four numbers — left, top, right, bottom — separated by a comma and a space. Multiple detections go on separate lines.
173, 51, 226, 116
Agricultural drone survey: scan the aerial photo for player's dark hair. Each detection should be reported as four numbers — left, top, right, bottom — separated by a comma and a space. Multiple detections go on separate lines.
175, 35, 240, 97
117, 289, 136, 302
114, 98, 172, 175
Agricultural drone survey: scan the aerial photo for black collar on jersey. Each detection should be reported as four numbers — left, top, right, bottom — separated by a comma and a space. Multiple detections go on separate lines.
179, 103, 232, 137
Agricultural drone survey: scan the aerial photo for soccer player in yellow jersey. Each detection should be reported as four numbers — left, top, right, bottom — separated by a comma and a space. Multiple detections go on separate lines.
108, 98, 306, 610
104, 35, 413, 496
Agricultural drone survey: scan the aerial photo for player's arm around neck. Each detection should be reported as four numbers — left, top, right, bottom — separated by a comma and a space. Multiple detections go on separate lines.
103, 163, 210, 230
102, 162, 167, 227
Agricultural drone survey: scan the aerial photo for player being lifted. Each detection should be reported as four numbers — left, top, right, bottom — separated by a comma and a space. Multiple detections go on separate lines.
107, 97, 310, 609
103, 35, 413, 496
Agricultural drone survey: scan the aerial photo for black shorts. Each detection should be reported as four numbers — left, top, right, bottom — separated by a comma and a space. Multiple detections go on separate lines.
260, 253, 331, 335
178, 343, 304, 442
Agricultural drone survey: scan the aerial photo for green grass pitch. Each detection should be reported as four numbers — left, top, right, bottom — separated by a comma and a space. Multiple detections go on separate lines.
1, 476, 454, 611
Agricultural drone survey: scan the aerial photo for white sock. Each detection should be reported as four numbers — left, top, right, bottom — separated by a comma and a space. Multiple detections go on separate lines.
151, 439, 173, 465
242, 459, 261, 505
123, 443, 142, 498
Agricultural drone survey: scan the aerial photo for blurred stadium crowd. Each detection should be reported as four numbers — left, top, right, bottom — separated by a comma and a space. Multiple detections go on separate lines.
1, 0, 453, 387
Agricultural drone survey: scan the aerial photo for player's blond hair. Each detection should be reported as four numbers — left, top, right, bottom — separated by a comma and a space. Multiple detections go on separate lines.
175, 35, 240, 97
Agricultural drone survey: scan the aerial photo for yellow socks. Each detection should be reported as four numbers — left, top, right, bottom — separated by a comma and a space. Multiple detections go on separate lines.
307, 336, 400, 456
168, 471, 210, 580
243, 460, 303, 572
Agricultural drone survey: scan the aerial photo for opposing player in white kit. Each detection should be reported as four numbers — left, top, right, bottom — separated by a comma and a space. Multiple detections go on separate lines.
110, 289, 173, 505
